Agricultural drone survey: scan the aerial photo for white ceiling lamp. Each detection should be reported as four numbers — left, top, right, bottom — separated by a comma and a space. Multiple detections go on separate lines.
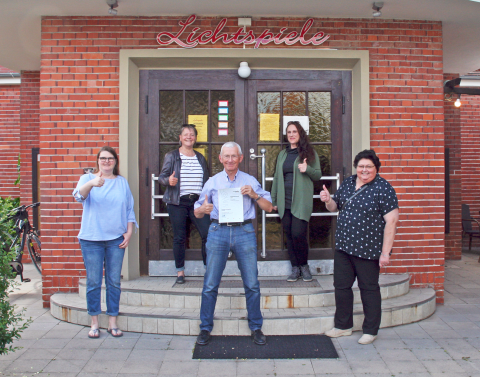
372, 2, 384, 17
238, 62, 251, 79
106, 0, 118, 15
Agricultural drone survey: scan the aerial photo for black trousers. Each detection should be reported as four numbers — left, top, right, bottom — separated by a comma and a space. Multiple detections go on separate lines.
281, 209, 309, 267
167, 196, 210, 270
333, 249, 381, 335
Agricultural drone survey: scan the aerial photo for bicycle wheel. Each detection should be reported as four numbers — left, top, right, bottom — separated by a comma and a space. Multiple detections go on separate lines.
27, 232, 42, 274
5, 232, 23, 264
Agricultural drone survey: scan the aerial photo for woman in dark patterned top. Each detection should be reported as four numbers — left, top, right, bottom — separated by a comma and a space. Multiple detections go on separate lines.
320, 149, 399, 345
271, 121, 322, 282
159, 124, 210, 284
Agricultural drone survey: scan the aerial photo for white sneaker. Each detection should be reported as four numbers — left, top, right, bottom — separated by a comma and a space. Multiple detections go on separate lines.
325, 327, 353, 338
358, 334, 377, 344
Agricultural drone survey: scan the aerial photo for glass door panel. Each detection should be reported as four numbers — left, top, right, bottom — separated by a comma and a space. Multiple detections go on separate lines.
159, 91, 183, 141
283, 92, 306, 116
309, 92, 332, 142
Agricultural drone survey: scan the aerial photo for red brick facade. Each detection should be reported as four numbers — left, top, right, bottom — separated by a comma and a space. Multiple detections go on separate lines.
0, 84, 20, 198
19, 71, 41, 206
461, 94, 480, 217
36, 16, 446, 305
444, 74, 462, 260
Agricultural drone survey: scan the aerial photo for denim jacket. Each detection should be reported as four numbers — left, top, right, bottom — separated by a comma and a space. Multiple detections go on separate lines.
158, 149, 209, 205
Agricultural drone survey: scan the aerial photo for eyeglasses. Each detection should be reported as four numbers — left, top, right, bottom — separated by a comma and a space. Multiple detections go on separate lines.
99, 157, 116, 162
222, 155, 239, 161
357, 165, 375, 170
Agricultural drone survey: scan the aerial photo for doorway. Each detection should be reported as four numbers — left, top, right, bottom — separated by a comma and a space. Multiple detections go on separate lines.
138, 69, 351, 275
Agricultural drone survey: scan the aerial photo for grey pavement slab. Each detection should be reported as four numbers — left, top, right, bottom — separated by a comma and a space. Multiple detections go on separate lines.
273, 359, 315, 374
236, 359, 275, 375
119, 356, 164, 374
1, 253, 480, 376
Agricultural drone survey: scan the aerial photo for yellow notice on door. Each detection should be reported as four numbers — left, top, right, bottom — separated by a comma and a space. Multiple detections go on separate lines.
194, 146, 208, 160
188, 115, 208, 142
259, 113, 280, 141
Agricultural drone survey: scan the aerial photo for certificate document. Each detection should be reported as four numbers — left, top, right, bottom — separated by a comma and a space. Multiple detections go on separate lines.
218, 188, 244, 223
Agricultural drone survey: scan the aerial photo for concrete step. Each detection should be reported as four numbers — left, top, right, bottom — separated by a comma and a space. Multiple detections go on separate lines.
78, 274, 410, 309
50, 287, 436, 336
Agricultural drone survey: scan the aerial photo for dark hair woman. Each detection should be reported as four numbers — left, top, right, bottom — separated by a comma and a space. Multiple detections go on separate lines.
271, 121, 322, 282
320, 149, 399, 345
73, 146, 138, 338
158, 124, 210, 284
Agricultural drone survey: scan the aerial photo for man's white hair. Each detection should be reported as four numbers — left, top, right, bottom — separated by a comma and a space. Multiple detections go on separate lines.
220, 142, 242, 156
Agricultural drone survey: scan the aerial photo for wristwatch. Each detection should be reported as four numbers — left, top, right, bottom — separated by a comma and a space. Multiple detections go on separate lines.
255, 195, 261, 202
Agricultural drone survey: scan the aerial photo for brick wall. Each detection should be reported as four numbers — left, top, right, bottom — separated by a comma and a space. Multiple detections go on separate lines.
0, 84, 20, 198
461, 93, 480, 223
40, 16, 445, 305
20, 71, 41, 206
444, 74, 462, 260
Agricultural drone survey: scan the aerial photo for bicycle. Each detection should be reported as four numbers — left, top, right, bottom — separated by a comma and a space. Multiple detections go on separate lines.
2, 202, 41, 282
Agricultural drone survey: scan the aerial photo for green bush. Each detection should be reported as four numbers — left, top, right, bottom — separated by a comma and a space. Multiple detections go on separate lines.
0, 197, 31, 355
0, 197, 20, 242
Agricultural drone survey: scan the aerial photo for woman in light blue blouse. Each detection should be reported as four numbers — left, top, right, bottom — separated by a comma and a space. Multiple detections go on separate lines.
73, 146, 138, 339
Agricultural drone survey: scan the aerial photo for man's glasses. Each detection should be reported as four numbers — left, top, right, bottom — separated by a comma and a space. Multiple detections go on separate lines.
99, 157, 116, 162
222, 155, 239, 161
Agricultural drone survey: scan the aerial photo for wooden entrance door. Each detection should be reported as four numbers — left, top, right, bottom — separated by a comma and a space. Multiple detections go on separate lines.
245, 70, 352, 261
139, 70, 245, 275
138, 70, 351, 275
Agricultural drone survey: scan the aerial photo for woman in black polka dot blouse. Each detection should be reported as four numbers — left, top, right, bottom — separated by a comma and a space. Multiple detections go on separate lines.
320, 149, 399, 345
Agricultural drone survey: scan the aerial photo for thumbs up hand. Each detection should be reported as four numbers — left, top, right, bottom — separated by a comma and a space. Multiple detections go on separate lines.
320, 185, 331, 204
91, 172, 105, 187
169, 171, 178, 186
298, 158, 308, 173
200, 195, 213, 215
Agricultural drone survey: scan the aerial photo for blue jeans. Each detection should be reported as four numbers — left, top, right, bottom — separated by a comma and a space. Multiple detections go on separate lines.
79, 236, 125, 316
200, 222, 262, 332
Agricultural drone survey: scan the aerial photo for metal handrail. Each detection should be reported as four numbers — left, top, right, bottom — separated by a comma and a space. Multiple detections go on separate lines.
250, 149, 267, 257
151, 174, 168, 219
151, 165, 342, 257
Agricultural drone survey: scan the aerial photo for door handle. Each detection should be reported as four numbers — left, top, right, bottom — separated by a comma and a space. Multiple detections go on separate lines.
250, 148, 266, 160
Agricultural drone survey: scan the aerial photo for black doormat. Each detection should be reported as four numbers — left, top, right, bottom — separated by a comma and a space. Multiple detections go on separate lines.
176, 279, 321, 288
192, 335, 338, 359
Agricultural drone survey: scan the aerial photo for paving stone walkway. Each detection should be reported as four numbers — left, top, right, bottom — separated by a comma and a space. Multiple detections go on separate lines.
1, 251, 480, 377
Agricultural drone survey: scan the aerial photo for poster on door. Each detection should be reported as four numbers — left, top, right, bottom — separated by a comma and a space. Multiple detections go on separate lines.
259, 113, 280, 141
188, 115, 208, 142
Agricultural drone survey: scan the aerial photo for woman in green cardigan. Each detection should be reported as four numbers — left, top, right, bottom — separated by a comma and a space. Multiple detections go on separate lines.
271, 121, 322, 282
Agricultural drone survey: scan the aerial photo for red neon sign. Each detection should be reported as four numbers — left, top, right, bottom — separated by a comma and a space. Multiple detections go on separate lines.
156, 15, 330, 49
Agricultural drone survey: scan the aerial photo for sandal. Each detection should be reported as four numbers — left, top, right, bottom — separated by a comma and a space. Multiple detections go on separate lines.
107, 328, 123, 337
88, 328, 100, 339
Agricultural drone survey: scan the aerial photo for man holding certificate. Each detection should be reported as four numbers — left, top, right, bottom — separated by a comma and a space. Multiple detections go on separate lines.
194, 142, 273, 346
